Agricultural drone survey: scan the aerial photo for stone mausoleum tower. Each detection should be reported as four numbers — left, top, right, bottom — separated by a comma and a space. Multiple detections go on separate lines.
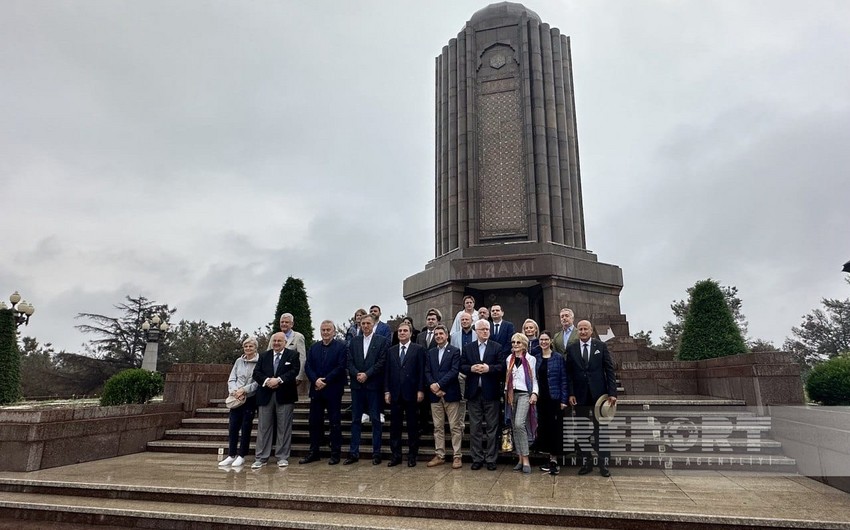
404, 2, 629, 335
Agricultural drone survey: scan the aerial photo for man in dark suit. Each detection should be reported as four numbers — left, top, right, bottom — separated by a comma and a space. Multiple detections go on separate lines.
300, 320, 348, 466
416, 308, 441, 351
425, 324, 464, 469
565, 320, 618, 477
461, 319, 504, 470
369, 305, 393, 341
489, 304, 515, 359
346, 313, 389, 465
384, 321, 426, 467
251, 332, 300, 469
553, 307, 579, 355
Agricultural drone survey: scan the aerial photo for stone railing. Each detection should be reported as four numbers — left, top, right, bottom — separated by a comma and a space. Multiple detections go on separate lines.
163, 363, 231, 413
0, 402, 185, 472
618, 351, 804, 409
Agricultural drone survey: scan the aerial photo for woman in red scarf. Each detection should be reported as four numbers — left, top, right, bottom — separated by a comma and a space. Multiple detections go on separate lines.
505, 333, 539, 474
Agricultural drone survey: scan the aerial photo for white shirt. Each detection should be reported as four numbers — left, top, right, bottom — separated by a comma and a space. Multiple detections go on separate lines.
362, 332, 373, 356
508, 354, 539, 394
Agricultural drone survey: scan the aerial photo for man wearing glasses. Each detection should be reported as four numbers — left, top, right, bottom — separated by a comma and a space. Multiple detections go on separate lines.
460, 320, 504, 470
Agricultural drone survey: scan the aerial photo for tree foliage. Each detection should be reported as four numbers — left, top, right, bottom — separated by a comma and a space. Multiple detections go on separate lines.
782, 282, 850, 369
678, 279, 748, 361
75, 295, 175, 368
633, 330, 655, 348
0, 309, 21, 404
805, 354, 850, 405
165, 320, 252, 368
271, 277, 314, 346
660, 282, 748, 353
748, 339, 778, 353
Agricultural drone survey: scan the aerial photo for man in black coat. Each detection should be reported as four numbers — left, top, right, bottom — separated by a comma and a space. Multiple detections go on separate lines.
565, 320, 618, 477
384, 321, 426, 467
251, 332, 300, 469
460, 319, 504, 470
300, 320, 348, 465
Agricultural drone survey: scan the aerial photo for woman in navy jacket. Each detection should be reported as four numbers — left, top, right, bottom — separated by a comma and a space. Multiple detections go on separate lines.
534, 330, 570, 475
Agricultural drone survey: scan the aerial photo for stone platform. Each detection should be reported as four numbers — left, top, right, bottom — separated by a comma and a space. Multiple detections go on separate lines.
1, 452, 849, 529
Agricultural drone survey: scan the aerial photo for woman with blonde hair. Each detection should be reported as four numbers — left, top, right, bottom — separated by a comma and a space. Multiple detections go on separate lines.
219, 337, 260, 467
522, 318, 541, 356
504, 332, 538, 474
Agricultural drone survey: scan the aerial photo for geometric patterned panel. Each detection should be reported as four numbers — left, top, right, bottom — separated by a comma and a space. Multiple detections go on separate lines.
478, 86, 528, 238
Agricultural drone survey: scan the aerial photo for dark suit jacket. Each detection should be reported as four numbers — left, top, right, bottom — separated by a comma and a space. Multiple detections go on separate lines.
384, 342, 425, 402
490, 320, 515, 357
347, 333, 389, 391
304, 339, 348, 398
416, 328, 438, 351
252, 348, 300, 406
564, 339, 617, 406
425, 344, 461, 403
374, 321, 392, 341
460, 340, 505, 401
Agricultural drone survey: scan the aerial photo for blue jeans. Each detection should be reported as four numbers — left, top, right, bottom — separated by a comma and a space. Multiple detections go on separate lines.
349, 388, 382, 457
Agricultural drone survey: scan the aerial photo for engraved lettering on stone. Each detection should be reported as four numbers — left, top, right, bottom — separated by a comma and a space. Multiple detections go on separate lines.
477, 84, 527, 239
456, 260, 534, 279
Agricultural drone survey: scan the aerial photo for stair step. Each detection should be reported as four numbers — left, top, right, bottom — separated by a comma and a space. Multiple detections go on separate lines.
0, 491, 576, 530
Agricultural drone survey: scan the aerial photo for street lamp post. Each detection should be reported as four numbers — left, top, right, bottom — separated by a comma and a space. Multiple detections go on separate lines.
141, 314, 169, 372
0, 291, 36, 328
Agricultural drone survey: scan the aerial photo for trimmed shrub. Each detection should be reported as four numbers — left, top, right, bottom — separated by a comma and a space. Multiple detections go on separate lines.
806, 355, 850, 405
0, 309, 21, 404
100, 369, 164, 406
678, 279, 748, 361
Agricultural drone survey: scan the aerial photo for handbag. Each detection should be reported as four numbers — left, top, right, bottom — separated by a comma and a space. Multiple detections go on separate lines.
501, 426, 514, 452
225, 394, 246, 409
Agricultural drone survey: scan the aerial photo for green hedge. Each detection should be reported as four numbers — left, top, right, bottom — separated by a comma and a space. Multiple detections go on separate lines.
0, 309, 21, 405
100, 369, 164, 406
806, 356, 850, 406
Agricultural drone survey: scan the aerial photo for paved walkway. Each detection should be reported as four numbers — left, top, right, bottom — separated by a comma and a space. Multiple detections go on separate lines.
2, 452, 850, 528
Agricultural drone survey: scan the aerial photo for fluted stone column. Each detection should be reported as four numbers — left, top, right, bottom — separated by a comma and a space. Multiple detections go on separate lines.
406, 2, 625, 335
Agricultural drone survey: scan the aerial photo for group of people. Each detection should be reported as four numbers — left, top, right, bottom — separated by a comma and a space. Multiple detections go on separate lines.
219, 299, 618, 477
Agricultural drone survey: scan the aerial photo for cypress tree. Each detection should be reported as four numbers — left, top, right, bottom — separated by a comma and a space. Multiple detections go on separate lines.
679, 279, 748, 361
272, 277, 314, 346
0, 309, 22, 404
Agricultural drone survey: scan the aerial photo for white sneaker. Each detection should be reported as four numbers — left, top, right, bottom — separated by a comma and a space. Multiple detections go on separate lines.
218, 456, 235, 467
232, 456, 244, 467
362, 413, 370, 424
278, 459, 289, 467
251, 460, 267, 469
380, 413, 385, 423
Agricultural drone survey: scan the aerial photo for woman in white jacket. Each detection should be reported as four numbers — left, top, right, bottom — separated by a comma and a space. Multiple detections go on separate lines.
218, 338, 260, 467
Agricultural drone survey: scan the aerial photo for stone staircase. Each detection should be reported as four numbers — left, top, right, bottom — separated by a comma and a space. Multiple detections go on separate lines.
148, 392, 796, 472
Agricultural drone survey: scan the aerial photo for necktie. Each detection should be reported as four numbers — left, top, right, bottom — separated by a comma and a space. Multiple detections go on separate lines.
427, 331, 433, 345
274, 353, 281, 372
494, 323, 500, 336
582, 344, 589, 365
564, 329, 569, 348
438, 348, 444, 365
399, 345, 406, 364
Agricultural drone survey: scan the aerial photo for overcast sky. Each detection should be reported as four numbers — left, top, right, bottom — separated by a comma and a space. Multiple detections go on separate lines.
2, 0, 848, 353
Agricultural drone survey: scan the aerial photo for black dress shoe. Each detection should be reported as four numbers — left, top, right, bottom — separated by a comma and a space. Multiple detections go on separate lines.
343, 456, 359, 465
298, 453, 320, 464
387, 458, 402, 467
578, 465, 593, 475
372, 456, 382, 465
599, 467, 611, 477
470, 462, 483, 470
328, 456, 340, 465
407, 459, 417, 467
486, 462, 498, 471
